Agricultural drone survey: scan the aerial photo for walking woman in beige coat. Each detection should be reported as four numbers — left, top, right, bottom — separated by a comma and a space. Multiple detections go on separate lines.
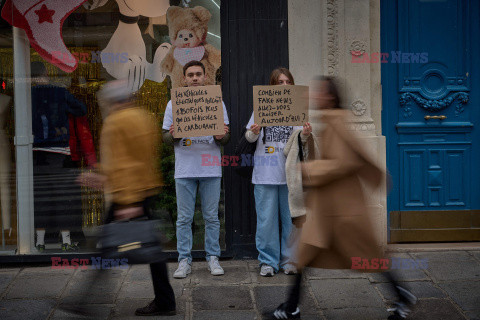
268, 77, 417, 320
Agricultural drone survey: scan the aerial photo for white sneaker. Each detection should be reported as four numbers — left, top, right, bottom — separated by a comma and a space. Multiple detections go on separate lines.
207, 256, 224, 276
260, 264, 275, 277
283, 264, 298, 275
173, 258, 191, 279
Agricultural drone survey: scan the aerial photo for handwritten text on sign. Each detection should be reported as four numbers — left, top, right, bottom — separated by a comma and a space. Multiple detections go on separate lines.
253, 85, 309, 126
172, 85, 224, 138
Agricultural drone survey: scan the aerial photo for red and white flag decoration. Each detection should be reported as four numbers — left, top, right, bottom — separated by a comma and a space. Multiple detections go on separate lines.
1, 0, 87, 73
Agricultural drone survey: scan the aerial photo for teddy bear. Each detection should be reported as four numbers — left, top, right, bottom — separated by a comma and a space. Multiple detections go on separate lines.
160, 6, 221, 88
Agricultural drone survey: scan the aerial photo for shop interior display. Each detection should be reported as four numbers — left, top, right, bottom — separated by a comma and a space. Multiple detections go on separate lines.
160, 5, 221, 88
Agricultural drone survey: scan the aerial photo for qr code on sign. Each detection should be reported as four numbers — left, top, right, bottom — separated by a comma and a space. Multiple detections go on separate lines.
264, 126, 293, 143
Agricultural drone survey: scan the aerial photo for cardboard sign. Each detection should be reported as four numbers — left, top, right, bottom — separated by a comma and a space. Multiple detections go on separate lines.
172, 85, 224, 138
253, 85, 309, 126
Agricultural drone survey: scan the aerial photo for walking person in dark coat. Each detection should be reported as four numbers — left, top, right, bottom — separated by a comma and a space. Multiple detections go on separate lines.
78, 80, 176, 316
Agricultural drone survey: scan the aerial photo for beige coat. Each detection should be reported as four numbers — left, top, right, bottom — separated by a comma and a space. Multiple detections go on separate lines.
297, 110, 384, 270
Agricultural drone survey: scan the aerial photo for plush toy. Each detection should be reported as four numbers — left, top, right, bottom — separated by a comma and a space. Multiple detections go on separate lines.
160, 6, 221, 88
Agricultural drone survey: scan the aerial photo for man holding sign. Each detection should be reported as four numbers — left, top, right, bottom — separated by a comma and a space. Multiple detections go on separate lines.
162, 61, 230, 279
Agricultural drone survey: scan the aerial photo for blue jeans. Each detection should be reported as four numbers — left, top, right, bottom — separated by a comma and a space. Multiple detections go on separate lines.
254, 184, 294, 272
175, 177, 221, 263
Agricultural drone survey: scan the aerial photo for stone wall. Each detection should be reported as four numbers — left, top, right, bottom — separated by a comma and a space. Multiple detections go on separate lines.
288, 0, 388, 248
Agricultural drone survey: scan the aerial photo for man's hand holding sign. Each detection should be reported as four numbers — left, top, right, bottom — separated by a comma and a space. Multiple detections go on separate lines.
171, 85, 225, 138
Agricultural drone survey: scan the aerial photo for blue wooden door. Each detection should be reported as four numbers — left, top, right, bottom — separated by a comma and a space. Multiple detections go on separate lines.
381, 0, 480, 242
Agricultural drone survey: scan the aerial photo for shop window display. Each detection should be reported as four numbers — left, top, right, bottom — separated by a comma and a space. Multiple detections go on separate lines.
0, 13, 16, 252
0, 87, 15, 253
0, 0, 222, 254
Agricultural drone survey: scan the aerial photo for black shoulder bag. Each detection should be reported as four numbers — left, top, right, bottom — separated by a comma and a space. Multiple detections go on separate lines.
101, 218, 165, 264
233, 127, 260, 178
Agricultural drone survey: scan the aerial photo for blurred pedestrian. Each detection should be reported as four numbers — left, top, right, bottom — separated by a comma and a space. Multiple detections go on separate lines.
268, 76, 416, 320
78, 80, 176, 316
246, 67, 312, 277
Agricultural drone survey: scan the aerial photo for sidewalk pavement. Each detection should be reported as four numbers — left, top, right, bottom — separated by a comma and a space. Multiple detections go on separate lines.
0, 250, 479, 320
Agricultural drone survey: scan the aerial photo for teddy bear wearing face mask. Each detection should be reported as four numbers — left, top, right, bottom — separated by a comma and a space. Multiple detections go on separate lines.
160, 6, 221, 88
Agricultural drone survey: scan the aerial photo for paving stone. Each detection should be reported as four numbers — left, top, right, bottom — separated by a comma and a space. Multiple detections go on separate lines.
364, 253, 430, 282
410, 251, 475, 262
192, 286, 252, 310
310, 279, 384, 309
305, 268, 367, 280
118, 281, 155, 299
61, 274, 120, 304
406, 299, 466, 320
0, 299, 54, 320
50, 304, 113, 319
465, 311, 480, 320
416, 258, 480, 282
191, 264, 251, 286
63, 272, 123, 298
438, 281, 480, 313
74, 268, 128, 280
367, 268, 430, 283
253, 285, 318, 314
0, 272, 17, 296
20, 266, 75, 277
322, 307, 390, 320
0, 268, 21, 273
61, 293, 118, 304
5, 275, 69, 299
112, 314, 185, 320
192, 310, 257, 320
469, 251, 480, 262
247, 260, 261, 269
297, 314, 324, 320
375, 281, 445, 301
111, 298, 185, 319
124, 265, 151, 282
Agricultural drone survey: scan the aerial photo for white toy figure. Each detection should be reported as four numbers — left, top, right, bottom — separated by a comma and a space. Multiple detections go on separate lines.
84, 0, 172, 91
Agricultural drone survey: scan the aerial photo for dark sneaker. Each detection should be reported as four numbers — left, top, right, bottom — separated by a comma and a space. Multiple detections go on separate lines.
387, 286, 417, 319
61, 242, 79, 252
135, 300, 176, 316
36, 244, 45, 253
264, 303, 301, 319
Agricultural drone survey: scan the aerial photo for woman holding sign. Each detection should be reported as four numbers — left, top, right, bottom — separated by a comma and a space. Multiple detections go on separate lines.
245, 68, 312, 277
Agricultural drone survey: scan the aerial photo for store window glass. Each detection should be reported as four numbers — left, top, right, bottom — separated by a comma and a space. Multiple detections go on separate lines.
1, 0, 221, 254
0, 19, 16, 254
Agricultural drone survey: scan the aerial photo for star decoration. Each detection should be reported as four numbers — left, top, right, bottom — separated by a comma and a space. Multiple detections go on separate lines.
35, 4, 55, 24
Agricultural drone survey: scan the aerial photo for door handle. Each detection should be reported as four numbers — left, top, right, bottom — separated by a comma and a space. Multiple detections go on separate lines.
424, 115, 447, 120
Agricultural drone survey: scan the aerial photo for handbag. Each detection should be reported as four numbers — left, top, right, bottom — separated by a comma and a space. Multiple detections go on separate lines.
233, 127, 258, 178
101, 219, 164, 264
